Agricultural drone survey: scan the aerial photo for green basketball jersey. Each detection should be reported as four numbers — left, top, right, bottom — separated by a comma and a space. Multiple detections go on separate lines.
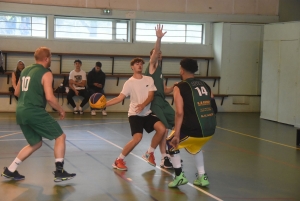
144, 63, 165, 100
16, 64, 49, 125
178, 78, 216, 137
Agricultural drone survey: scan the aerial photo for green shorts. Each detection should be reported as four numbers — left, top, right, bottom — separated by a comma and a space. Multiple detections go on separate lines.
20, 118, 63, 146
151, 97, 175, 129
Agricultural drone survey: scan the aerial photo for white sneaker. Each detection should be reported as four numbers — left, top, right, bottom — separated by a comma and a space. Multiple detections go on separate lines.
73, 107, 78, 114
78, 107, 83, 115
91, 110, 96, 116
102, 110, 107, 116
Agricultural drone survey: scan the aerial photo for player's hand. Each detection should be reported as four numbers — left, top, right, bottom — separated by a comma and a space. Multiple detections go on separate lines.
170, 136, 179, 149
59, 110, 65, 120
155, 24, 167, 38
135, 104, 144, 114
75, 90, 79, 96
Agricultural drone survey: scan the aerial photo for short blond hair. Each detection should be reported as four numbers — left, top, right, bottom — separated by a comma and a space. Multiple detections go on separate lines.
34, 47, 51, 61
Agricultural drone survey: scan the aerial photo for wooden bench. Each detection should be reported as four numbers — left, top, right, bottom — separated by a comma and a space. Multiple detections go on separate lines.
1, 51, 214, 76
0, 91, 14, 104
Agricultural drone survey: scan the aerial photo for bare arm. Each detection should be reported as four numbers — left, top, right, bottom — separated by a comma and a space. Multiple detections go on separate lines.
170, 86, 184, 149
106, 93, 126, 107
42, 72, 65, 119
68, 79, 78, 93
149, 24, 166, 74
12, 72, 17, 89
75, 79, 86, 87
164, 82, 175, 94
135, 91, 155, 113
14, 77, 21, 97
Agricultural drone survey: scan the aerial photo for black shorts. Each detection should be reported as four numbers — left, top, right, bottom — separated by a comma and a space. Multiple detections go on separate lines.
128, 113, 160, 136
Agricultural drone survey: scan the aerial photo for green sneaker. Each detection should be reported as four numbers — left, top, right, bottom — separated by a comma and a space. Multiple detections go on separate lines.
193, 173, 209, 187
168, 172, 188, 188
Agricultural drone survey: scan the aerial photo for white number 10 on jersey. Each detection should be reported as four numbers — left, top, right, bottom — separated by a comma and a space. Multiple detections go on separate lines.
21, 76, 31, 91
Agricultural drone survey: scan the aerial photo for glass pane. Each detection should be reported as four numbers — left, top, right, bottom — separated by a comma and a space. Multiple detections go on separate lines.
136, 22, 203, 44
55, 18, 114, 40
0, 14, 46, 37
116, 22, 127, 41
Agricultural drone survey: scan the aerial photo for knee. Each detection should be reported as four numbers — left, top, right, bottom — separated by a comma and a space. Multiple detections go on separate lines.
32, 141, 43, 150
57, 133, 66, 141
132, 134, 142, 144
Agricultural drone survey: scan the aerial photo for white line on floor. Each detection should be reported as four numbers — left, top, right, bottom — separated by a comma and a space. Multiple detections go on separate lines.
87, 130, 223, 201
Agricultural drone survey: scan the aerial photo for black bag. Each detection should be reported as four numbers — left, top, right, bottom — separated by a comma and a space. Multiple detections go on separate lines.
9, 86, 14, 93
62, 76, 69, 88
54, 85, 65, 93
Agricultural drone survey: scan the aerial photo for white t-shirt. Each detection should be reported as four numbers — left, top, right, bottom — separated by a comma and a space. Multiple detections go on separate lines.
69, 69, 86, 90
121, 75, 157, 117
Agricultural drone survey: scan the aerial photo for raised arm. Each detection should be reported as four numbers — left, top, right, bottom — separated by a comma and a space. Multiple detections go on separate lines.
149, 24, 166, 73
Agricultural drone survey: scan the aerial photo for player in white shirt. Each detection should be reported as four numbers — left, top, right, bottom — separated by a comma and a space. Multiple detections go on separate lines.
106, 57, 166, 171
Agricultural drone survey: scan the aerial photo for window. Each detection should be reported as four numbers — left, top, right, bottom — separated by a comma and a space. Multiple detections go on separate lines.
54, 17, 129, 41
136, 22, 203, 44
0, 13, 46, 38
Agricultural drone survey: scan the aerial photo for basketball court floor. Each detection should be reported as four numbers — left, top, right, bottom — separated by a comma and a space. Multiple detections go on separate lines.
0, 112, 299, 201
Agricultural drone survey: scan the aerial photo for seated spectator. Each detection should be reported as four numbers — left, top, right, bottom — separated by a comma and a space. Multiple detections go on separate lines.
11, 60, 25, 100
67, 59, 89, 114
87, 61, 107, 116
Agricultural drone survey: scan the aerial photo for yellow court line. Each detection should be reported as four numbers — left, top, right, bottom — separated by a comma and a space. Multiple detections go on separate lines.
216, 126, 300, 150
0, 132, 22, 139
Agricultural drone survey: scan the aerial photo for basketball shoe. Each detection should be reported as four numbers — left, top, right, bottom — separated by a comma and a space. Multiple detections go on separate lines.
1, 167, 25, 180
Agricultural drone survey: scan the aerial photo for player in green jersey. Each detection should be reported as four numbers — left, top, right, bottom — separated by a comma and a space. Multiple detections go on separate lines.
1, 47, 76, 182
144, 24, 175, 168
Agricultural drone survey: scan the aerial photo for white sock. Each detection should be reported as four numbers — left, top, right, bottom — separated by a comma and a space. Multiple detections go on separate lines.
170, 154, 181, 168
55, 158, 64, 163
8, 158, 22, 172
161, 153, 167, 159
195, 150, 205, 176
117, 154, 125, 160
147, 147, 155, 153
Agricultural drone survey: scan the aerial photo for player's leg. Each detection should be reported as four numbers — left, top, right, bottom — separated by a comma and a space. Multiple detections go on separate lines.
166, 131, 189, 187
67, 89, 78, 114
142, 115, 165, 166
34, 117, 76, 182
113, 116, 143, 171
193, 150, 209, 186
1, 124, 42, 181
150, 104, 172, 168
185, 136, 212, 186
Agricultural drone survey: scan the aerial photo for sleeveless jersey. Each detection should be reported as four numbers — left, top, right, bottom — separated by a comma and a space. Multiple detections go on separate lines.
177, 78, 216, 137
144, 63, 165, 101
16, 64, 49, 125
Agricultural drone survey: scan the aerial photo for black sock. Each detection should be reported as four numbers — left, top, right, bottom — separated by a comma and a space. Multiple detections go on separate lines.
174, 167, 182, 176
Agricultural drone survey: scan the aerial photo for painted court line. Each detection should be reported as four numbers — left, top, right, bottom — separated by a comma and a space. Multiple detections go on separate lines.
217, 126, 300, 150
87, 130, 223, 201
0, 132, 22, 139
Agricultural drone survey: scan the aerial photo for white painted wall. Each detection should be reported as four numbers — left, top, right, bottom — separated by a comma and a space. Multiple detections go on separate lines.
0, 2, 274, 113
261, 22, 300, 126
211, 23, 263, 112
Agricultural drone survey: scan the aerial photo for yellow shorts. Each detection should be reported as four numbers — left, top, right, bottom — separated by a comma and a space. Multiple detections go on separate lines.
167, 130, 212, 155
